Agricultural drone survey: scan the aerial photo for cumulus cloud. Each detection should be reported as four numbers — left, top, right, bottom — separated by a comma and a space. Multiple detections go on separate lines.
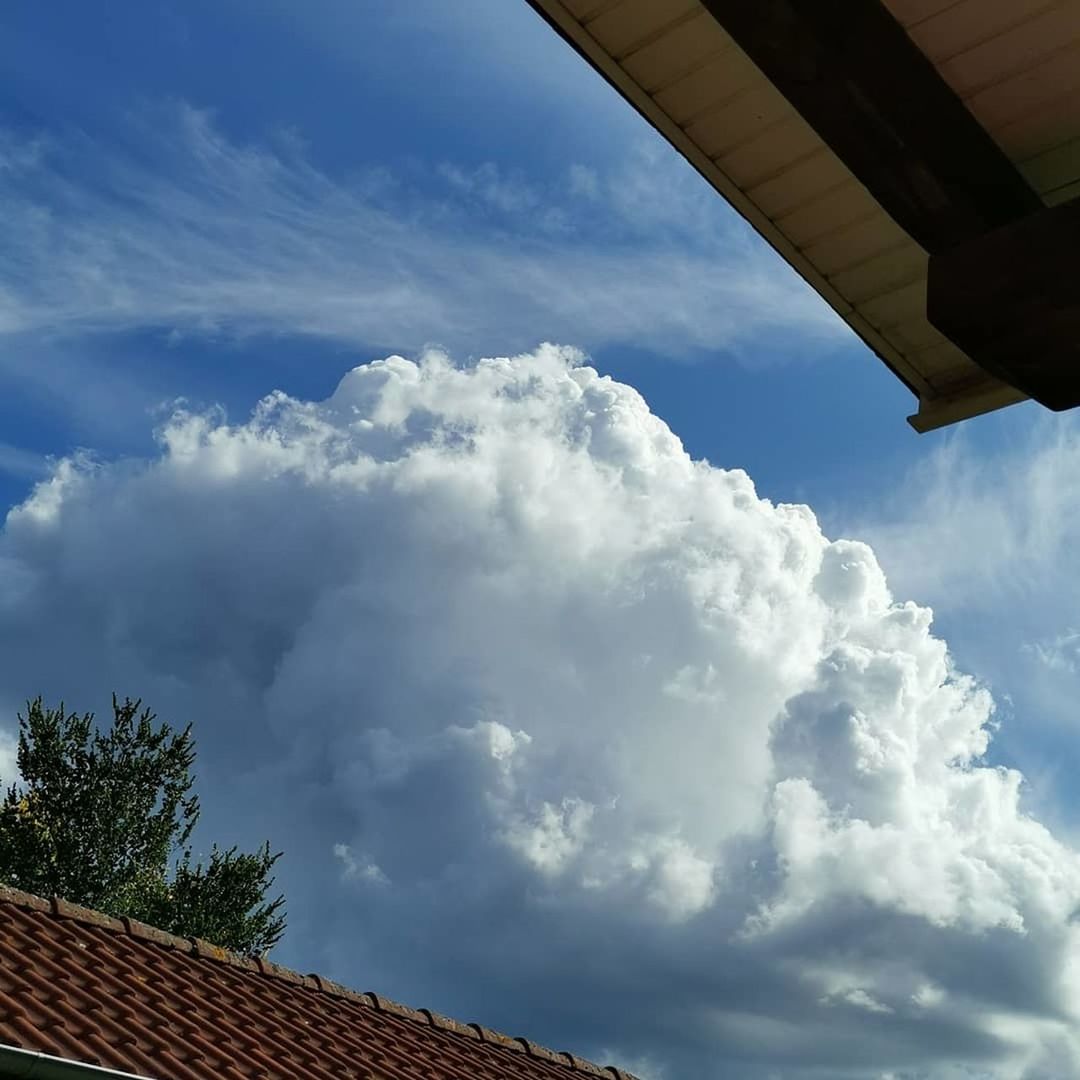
0, 104, 838, 365
0, 727, 16, 789
853, 418, 1080, 837
332, 843, 389, 887
1, 347, 1078, 1078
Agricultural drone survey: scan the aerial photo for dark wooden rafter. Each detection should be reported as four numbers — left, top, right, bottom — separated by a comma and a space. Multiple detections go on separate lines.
697, 0, 1042, 255
928, 195, 1080, 411
525, 0, 1080, 422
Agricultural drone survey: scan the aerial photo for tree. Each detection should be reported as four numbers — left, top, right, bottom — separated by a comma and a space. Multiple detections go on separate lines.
0, 695, 285, 955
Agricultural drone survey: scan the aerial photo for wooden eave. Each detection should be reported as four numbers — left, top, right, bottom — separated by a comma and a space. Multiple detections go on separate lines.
525, 0, 1080, 431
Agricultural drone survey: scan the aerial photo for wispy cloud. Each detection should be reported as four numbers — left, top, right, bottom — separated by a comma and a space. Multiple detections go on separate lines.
853, 418, 1080, 612
0, 442, 49, 481
0, 103, 841, 361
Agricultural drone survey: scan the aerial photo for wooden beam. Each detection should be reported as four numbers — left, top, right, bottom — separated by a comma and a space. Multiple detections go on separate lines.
907, 379, 1027, 434
927, 196, 1080, 412
698, 0, 1042, 255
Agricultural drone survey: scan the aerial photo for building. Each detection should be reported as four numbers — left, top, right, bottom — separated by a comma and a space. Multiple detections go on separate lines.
526, 0, 1080, 430
0, 885, 637, 1080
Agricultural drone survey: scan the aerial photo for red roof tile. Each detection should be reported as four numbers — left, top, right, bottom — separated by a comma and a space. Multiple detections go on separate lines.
0, 885, 637, 1080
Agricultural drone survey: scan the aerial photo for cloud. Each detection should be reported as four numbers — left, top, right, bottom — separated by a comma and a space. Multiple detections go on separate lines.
0, 727, 16, 789
1025, 630, 1080, 675
852, 422, 1080, 617
332, 843, 388, 886
851, 418, 1080, 835
0, 103, 839, 364
0, 443, 49, 481
1, 347, 1078, 1078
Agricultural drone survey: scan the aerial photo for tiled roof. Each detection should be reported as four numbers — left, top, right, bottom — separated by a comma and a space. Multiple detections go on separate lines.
0, 885, 638, 1080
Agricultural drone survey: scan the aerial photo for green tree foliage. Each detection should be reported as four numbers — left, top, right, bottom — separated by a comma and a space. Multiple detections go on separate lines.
0, 695, 285, 955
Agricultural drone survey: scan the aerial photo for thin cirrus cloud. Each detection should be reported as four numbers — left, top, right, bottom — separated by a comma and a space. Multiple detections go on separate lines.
2, 346, 1079, 1078
0, 442, 49, 481
853, 422, 1080, 608
0, 102, 841, 361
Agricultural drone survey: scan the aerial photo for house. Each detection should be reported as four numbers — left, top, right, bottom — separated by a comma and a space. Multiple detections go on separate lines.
0, 885, 637, 1080
525, 0, 1080, 431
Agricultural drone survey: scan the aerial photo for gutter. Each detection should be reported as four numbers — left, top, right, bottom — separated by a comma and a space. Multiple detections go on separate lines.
0, 1045, 155, 1080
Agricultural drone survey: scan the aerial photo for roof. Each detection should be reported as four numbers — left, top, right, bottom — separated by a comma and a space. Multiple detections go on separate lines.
0, 885, 638, 1080
526, 0, 1080, 431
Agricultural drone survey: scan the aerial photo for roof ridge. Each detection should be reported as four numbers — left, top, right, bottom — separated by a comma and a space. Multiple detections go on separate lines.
0, 883, 639, 1080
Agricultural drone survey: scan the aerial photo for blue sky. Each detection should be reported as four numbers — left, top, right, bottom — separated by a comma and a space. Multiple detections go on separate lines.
0, 0, 963, 510
4, 3, 1080, 1079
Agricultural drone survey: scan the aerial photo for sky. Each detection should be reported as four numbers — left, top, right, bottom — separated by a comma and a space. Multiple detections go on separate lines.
3, 3, 1080, 1078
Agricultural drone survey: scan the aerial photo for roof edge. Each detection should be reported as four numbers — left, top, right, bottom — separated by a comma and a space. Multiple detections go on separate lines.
0, 884, 639, 1080
907, 378, 1027, 432
0, 1042, 155, 1080
522, 0, 932, 403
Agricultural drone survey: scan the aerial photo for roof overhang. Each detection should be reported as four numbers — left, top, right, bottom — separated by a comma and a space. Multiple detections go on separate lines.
0, 1044, 155, 1080
525, 0, 1080, 430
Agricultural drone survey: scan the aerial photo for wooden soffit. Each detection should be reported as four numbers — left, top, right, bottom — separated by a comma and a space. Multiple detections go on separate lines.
525, 0, 1080, 430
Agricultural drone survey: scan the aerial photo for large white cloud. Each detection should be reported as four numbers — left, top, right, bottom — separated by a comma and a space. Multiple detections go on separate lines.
853, 418, 1080, 842
2, 347, 1079, 1079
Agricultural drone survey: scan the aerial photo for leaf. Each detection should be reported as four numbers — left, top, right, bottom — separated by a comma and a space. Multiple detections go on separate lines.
0, 695, 287, 955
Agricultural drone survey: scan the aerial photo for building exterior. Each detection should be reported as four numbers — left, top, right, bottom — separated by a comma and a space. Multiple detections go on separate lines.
0, 885, 637, 1080
527, 0, 1080, 430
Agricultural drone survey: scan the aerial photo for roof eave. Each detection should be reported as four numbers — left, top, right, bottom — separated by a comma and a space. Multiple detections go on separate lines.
0, 1044, 157, 1080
